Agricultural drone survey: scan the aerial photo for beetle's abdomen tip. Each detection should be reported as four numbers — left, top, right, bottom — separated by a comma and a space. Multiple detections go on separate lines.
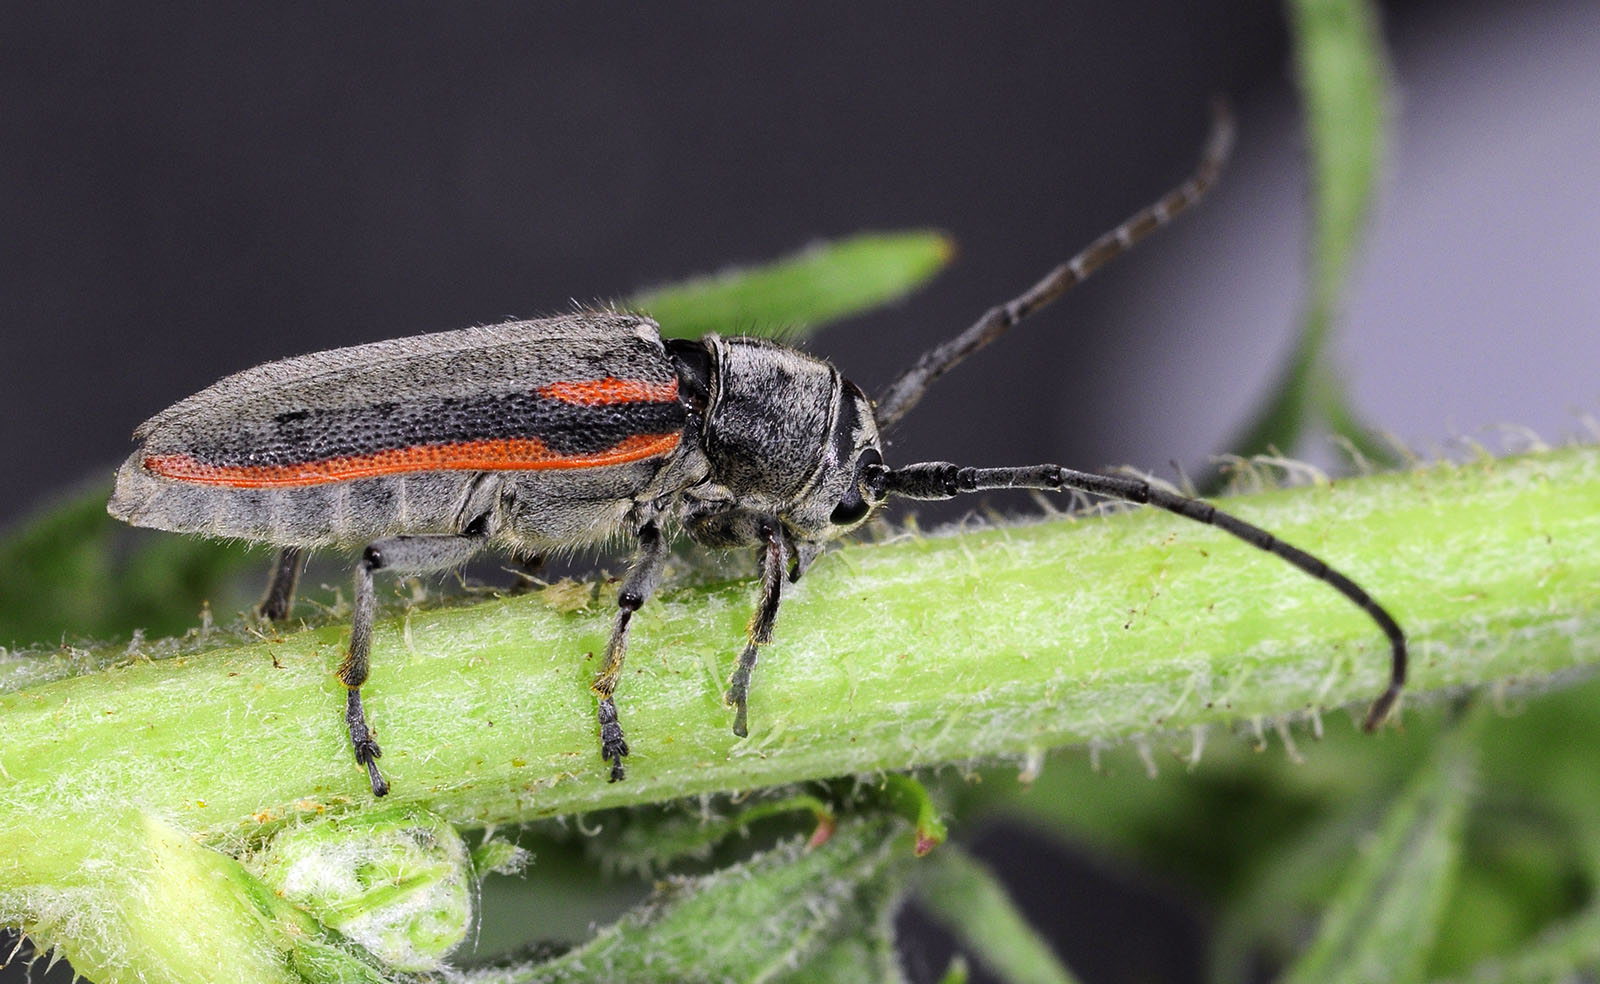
107, 453, 158, 526
108, 450, 203, 533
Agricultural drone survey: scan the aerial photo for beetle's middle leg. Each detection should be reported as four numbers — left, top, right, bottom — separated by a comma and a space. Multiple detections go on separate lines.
342, 519, 491, 796
591, 521, 668, 782
257, 545, 305, 622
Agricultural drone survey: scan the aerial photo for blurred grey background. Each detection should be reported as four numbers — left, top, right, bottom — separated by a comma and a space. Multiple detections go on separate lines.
2, 2, 1596, 982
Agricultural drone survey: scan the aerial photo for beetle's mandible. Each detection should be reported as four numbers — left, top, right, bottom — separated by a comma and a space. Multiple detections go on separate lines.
107, 105, 1405, 797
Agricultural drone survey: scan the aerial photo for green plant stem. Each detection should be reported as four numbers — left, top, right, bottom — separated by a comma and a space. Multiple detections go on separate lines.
4, 447, 1597, 833
2, 448, 1597, 978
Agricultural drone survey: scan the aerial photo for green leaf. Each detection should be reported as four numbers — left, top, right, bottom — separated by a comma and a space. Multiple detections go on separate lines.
1208, 785, 1411, 983
574, 791, 836, 877
778, 932, 902, 984
777, 860, 910, 984
936, 957, 972, 984
951, 677, 1600, 984
1227, 0, 1395, 464
626, 231, 953, 340
1291, 0, 1387, 303
915, 847, 1081, 984
453, 815, 908, 983
1279, 705, 1482, 984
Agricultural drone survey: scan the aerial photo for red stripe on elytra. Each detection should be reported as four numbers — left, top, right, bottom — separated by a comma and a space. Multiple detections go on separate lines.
537, 377, 679, 406
144, 432, 681, 488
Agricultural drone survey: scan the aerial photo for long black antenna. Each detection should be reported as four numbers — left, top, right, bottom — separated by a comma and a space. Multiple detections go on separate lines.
875, 99, 1236, 430
875, 461, 1405, 729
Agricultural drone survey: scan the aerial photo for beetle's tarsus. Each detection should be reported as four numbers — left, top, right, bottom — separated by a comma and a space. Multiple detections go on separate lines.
356, 738, 388, 797
346, 687, 388, 796
726, 661, 754, 738
589, 524, 666, 782
598, 696, 629, 782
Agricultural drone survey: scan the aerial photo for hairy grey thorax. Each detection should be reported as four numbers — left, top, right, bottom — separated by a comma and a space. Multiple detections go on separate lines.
681, 335, 882, 549
701, 336, 837, 502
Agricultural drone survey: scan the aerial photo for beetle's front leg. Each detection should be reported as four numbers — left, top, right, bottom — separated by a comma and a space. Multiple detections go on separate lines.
591, 521, 668, 782
342, 522, 491, 796
727, 520, 787, 738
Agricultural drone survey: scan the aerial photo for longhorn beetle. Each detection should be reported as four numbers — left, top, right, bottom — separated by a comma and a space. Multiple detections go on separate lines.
108, 105, 1405, 797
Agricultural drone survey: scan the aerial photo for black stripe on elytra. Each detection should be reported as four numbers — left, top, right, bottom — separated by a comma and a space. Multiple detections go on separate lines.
186, 390, 687, 468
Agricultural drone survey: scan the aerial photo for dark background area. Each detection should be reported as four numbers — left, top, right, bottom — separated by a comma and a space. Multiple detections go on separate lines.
7, 1, 1594, 534
3, 2, 1596, 982
3, 1, 1275, 528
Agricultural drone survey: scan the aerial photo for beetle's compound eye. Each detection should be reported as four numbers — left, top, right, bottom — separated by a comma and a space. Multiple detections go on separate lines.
830, 448, 883, 526
830, 495, 870, 526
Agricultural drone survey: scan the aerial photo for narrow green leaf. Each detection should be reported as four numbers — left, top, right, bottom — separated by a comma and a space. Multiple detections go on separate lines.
625, 231, 953, 340
916, 847, 1081, 984
1280, 706, 1482, 984
1291, 0, 1388, 299
949, 676, 1600, 984
578, 792, 836, 877
1227, 0, 1394, 463
1209, 793, 1401, 983
454, 816, 906, 984
936, 956, 972, 984
778, 862, 911, 984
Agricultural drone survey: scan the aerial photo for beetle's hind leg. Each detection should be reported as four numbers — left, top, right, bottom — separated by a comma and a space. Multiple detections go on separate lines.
342, 519, 492, 796
591, 522, 668, 782
257, 546, 305, 622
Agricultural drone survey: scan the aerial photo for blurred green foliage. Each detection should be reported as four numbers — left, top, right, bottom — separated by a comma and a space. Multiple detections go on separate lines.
0, 485, 255, 647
